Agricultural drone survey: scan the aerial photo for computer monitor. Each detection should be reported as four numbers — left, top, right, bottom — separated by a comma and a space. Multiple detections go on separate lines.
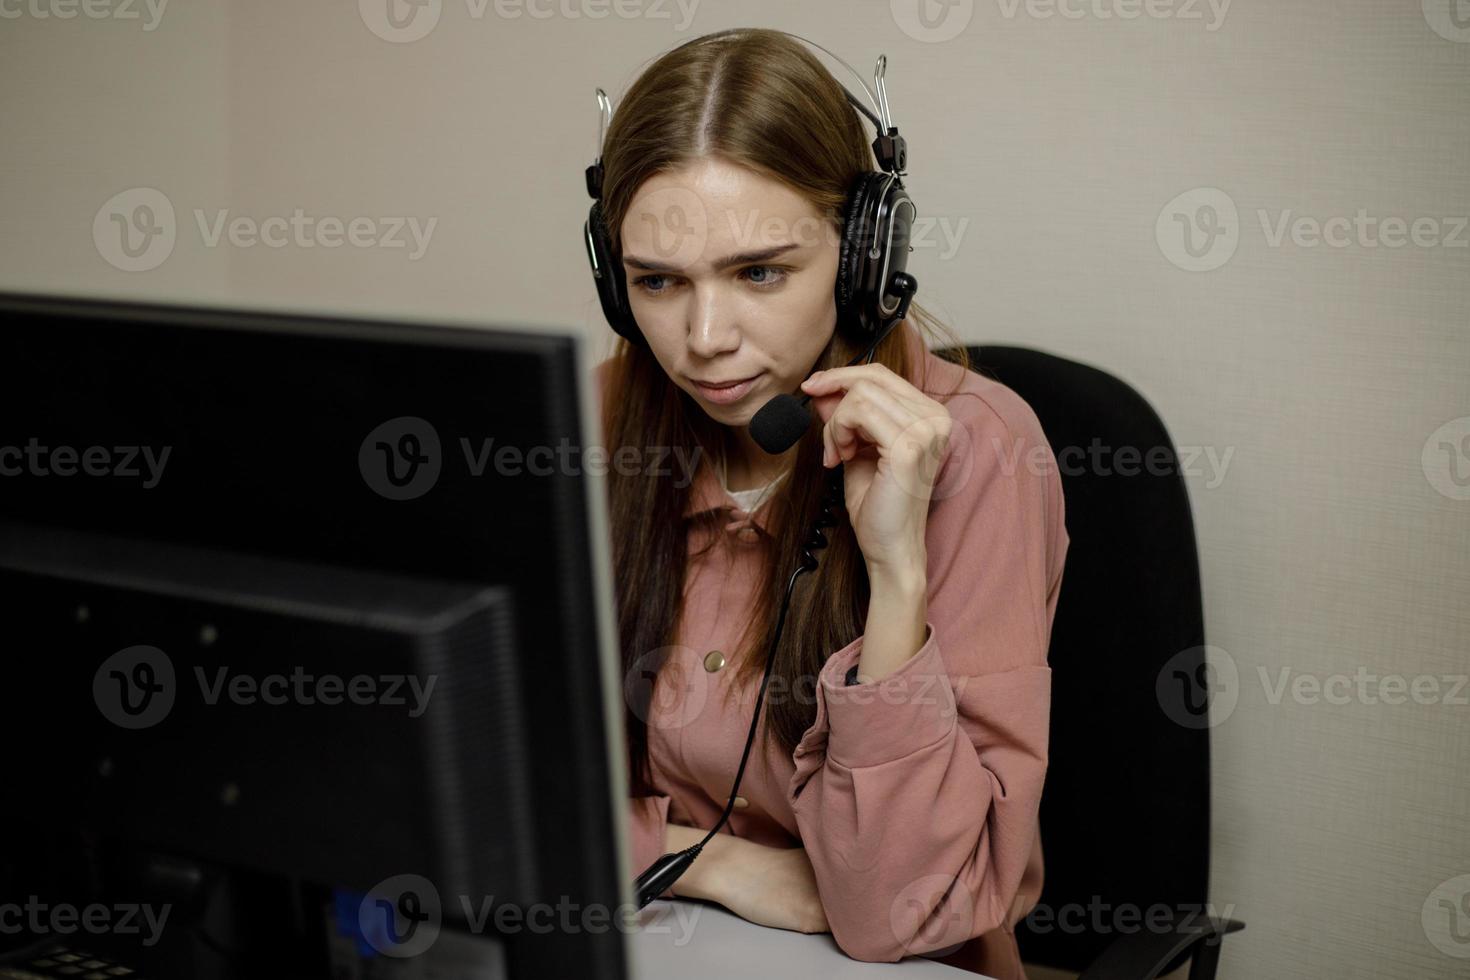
0, 292, 632, 979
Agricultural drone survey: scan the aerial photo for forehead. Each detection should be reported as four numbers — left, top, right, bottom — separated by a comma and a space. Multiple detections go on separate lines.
620, 157, 830, 265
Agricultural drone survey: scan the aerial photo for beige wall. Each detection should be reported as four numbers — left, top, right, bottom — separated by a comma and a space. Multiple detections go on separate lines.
2, 1, 1468, 977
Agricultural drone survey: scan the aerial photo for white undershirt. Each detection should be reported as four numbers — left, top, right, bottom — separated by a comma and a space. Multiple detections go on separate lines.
718, 455, 787, 513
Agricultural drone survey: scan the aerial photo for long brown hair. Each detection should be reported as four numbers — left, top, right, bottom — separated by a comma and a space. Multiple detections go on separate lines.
598, 28, 973, 794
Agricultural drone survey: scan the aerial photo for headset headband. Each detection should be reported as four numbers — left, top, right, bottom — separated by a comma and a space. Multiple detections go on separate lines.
585, 30, 908, 201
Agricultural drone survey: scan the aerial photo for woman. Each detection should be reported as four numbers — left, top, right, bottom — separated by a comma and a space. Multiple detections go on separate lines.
592, 28, 1069, 980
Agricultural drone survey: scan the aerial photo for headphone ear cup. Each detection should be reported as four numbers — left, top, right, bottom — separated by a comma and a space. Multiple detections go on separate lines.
586, 200, 646, 346
834, 173, 875, 334
835, 172, 894, 341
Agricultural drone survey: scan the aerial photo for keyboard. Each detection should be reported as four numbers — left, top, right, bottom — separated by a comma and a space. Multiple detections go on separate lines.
0, 943, 142, 979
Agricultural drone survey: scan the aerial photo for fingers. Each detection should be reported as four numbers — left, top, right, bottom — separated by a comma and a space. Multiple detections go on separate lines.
800, 363, 932, 416
824, 379, 951, 469
822, 379, 913, 467
802, 365, 953, 469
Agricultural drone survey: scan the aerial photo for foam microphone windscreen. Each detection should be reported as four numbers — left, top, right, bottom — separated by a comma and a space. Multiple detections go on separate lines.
749, 393, 812, 455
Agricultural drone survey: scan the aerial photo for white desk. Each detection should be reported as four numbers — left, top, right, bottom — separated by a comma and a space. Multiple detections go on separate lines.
629, 900, 986, 978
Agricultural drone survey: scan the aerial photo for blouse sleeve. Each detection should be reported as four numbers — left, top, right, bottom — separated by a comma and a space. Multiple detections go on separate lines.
786, 389, 1069, 962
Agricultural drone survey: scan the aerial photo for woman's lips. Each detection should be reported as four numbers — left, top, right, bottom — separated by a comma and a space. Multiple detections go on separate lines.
691, 373, 762, 405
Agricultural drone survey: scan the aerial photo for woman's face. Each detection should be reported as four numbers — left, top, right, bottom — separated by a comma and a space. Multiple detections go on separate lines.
619, 156, 841, 427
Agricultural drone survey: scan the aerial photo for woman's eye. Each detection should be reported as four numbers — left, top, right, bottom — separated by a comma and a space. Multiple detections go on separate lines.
741, 265, 788, 289
632, 267, 788, 295
633, 274, 675, 295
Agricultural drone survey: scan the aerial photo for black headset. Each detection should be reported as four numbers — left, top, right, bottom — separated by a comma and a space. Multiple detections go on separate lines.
582, 32, 919, 349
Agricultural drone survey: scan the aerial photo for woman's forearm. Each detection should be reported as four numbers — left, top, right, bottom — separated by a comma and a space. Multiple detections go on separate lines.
663, 823, 740, 902
855, 561, 928, 683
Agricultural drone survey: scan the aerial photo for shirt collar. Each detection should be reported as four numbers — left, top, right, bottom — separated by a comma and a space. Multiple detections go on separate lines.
681, 449, 782, 536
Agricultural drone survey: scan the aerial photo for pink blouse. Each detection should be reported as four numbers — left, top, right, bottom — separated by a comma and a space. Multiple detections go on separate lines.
600, 326, 1070, 979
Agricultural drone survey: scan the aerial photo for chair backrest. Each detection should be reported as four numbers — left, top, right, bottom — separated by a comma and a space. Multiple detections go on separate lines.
949, 345, 1213, 972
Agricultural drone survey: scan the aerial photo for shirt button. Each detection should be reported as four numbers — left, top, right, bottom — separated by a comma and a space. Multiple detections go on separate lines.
703, 650, 726, 673
733, 796, 749, 809
736, 527, 759, 543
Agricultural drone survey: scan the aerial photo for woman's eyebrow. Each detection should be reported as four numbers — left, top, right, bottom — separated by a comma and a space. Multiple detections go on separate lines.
622, 242, 801, 274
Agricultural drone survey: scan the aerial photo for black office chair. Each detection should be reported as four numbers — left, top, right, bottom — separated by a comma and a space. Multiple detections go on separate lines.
944, 345, 1245, 980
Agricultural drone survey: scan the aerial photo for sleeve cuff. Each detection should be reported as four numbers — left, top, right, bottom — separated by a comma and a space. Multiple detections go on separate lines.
817, 621, 959, 768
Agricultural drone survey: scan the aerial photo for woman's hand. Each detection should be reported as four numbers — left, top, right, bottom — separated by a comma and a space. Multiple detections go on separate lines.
717, 838, 831, 935
801, 363, 954, 575
665, 826, 829, 934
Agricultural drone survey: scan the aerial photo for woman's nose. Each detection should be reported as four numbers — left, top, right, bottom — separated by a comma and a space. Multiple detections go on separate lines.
686, 288, 741, 358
